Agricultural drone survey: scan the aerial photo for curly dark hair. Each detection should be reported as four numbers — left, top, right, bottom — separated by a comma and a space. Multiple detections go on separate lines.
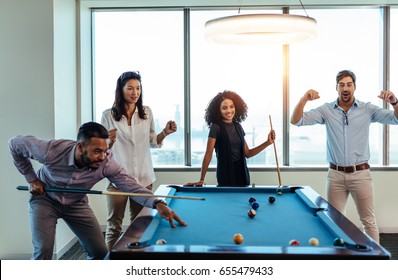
204, 90, 248, 127
111, 71, 146, 121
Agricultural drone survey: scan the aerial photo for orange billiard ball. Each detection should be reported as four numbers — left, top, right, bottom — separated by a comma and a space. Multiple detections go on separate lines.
233, 233, 244, 244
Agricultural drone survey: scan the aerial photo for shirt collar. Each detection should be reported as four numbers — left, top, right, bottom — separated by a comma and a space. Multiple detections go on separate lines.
333, 98, 359, 109
68, 144, 78, 167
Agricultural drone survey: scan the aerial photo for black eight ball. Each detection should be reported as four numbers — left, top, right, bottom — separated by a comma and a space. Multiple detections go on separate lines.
268, 196, 276, 203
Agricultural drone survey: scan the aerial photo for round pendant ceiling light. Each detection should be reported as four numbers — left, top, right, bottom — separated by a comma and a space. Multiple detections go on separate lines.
205, 14, 317, 45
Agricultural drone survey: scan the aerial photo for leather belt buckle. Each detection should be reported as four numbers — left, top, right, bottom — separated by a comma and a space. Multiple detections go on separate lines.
342, 166, 354, 173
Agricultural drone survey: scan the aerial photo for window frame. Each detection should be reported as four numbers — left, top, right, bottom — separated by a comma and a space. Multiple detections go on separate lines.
81, 2, 398, 170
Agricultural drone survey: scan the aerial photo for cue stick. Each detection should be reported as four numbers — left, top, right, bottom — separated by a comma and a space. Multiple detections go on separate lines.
16, 186, 205, 201
269, 115, 282, 186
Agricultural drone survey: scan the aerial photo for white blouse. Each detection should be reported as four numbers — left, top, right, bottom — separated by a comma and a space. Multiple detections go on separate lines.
101, 106, 162, 187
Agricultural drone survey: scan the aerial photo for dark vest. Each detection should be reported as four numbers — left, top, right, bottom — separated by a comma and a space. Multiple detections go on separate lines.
214, 122, 250, 186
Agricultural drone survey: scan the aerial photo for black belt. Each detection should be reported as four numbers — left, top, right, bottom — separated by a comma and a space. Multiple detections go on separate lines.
329, 163, 370, 173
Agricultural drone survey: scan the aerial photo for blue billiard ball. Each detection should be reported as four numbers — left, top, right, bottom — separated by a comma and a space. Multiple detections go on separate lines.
249, 197, 256, 203
251, 201, 259, 210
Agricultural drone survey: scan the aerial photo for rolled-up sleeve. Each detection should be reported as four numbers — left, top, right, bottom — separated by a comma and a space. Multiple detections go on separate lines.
145, 107, 162, 148
103, 153, 156, 208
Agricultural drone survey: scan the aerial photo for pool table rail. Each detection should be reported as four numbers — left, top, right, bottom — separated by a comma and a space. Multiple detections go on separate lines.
109, 184, 391, 260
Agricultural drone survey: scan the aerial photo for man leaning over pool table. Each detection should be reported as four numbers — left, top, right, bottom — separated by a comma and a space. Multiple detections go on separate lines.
9, 121, 187, 260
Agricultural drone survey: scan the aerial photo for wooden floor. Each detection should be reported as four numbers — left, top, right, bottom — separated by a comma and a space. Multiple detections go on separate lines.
59, 233, 398, 260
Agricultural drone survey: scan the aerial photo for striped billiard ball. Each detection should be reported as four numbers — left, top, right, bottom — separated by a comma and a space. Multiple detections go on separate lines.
289, 239, 300, 246
247, 209, 256, 218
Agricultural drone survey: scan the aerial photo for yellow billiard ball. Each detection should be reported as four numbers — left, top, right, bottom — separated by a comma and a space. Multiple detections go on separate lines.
156, 239, 167, 245
233, 233, 244, 244
309, 237, 319, 246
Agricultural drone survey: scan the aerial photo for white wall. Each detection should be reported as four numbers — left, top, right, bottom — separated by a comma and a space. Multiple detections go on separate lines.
53, 0, 79, 258
0, 0, 78, 259
1, 0, 55, 260
1, 0, 398, 260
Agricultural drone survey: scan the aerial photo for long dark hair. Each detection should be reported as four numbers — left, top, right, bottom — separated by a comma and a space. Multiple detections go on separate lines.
111, 71, 146, 121
204, 90, 248, 127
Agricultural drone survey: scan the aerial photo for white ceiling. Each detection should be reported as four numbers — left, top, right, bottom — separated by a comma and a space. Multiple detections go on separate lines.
82, 0, 398, 8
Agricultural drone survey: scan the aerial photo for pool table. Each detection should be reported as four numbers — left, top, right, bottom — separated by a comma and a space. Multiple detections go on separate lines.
109, 184, 391, 260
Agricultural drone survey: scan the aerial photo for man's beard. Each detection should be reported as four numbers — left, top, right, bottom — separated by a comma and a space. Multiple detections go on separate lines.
80, 152, 101, 169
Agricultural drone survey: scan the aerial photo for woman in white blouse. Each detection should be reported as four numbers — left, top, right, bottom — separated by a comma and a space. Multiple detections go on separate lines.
101, 71, 177, 250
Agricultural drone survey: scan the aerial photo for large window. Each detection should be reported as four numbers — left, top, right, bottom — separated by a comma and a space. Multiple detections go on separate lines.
289, 8, 382, 165
93, 6, 397, 168
390, 8, 398, 164
93, 10, 185, 166
190, 10, 283, 167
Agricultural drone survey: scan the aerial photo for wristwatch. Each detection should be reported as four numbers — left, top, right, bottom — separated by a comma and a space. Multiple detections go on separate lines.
153, 199, 167, 209
391, 99, 398, 106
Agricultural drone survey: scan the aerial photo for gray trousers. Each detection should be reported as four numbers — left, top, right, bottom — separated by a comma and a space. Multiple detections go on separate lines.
29, 194, 108, 259
326, 168, 379, 243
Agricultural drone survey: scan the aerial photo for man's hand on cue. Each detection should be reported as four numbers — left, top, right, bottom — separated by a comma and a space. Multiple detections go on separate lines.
156, 202, 187, 228
28, 179, 46, 196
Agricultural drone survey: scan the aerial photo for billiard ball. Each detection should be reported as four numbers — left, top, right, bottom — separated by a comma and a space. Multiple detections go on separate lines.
309, 237, 319, 246
251, 201, 259, 210
247, 209, 256, 218
289, 239, 300, 246
268, 196, 276, 203
249, 197, 256, 203
233, 233, 244, 244
276, 188, 283, 195
156, 239, 167, 245
333, 238, 345, 246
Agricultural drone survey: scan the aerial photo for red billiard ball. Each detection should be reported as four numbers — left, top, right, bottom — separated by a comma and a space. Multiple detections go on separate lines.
249, 197, 256, 203
251, 201, 259, 210
247, 209, 256, 218
289, 239, 300, 246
